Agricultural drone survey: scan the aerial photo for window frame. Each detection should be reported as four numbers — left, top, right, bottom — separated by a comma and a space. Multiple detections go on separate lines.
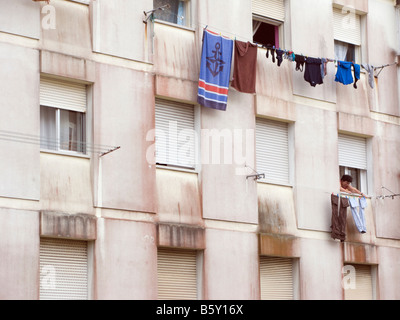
39, 76, 90, 157
154, 98, 199, 172
333, 6, 363, 63
40, 105, 87, 156
339, 166, 367, 193
252, 15, 283, 48
153, 0, 191, 28
338, 133, 370, 195
157, 247, 203, 300
255, 117, 293, 187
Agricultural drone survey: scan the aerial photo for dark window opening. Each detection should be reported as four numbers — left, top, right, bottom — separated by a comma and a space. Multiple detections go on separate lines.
253, 20, 279, 48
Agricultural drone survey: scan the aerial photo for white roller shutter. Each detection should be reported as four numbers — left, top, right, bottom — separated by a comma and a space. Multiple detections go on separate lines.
252, 0, 285, 21
260, 256, 294, 300
155, 98, 196, 169
338, 134, 367, 170
40, 77, 87, 113
256, 118, 290, 184
345, 264, 373, 300
333, 7, 361, 45
40, 238, 88, 300
157, 248, 198, 300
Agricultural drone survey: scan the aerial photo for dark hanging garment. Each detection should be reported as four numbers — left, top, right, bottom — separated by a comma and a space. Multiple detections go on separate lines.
331, 194, 350, 242
295, 55, 306, 72
304, 57, 323, 87
231, 40, 258, 94
275, 49, 284, 67
353, 63, 361, 89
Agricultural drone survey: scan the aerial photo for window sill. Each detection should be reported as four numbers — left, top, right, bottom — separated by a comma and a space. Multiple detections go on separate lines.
156, 164, 198, 174
257, 180, 293, 188
154, 19, 195, 33
40, 149, 90, 159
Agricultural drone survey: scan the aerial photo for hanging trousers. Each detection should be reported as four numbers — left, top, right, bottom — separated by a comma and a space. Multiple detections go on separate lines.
348, 197, 367, 233
331, 194, 350, 241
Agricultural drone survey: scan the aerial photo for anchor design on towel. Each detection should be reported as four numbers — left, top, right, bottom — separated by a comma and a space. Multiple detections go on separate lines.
206, 42, 226, 77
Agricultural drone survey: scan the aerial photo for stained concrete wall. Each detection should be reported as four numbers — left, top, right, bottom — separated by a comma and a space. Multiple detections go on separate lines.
92, 63, 156, 213
0, 42, 40, 201
94, 218, 157, 300
0, 0, 399, 300
0, 209, 39, 300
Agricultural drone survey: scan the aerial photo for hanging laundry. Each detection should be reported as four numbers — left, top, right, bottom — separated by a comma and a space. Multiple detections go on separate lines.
353, 63, 361, 89
362, 64, 375, 89
348, 197, 367, 233
335, 61, 361, 88
331, 194, 350, 242
275, 49, 285, 67
335, 61, 354, 85
304, 57, 323, 87
231, 40, 258, 94
321, 58, 328, 80
294, 55, 306, 72
198, 29, 233, 111
265, 45, 276, 63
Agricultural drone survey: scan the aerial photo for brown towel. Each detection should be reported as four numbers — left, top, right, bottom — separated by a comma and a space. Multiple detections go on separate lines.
231, 40, 257, 94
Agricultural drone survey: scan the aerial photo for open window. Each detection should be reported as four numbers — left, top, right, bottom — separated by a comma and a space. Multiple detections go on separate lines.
252, 0, 285, 48
338, 134, 368, 194
153, 0, 190, 27
333, 7, 362, 63
40, 77, 87, 155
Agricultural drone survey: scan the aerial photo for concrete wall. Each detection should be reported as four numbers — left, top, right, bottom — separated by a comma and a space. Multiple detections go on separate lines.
0, 0, 399, 300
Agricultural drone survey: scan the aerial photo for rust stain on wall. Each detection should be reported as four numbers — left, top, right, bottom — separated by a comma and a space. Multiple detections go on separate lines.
258, 198, 286, 234
259, 233, 299, 257
344, 242, 378, 265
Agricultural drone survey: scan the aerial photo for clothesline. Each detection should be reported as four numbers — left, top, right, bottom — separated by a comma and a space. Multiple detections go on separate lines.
333, 192, 366, 198
197, 22, 398, 76
150, 6, 397, 72
202, 25, 399, 91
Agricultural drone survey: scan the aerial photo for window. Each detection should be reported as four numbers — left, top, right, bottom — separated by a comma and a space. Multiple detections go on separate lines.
40, 77, 87, 154
157, 248, 200, 300
260, 256, 296, 300
344, 264, 376, 300
256, 118, 291, 185
155, 98, 197, 170
333, 7, 361, 62
252, 0, 285, 47
153, 0, 190, 27
338, 134, 368, 194
40, 238, 89, 300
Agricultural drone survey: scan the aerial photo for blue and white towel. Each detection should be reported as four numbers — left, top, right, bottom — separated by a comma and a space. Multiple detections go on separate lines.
197, 29, 233, 111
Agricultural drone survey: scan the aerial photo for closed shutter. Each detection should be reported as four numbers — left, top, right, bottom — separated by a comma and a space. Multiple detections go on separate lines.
155, 98, 196, 169
157, 248, 198, 300
40, 77, 87, 113
345, 264, 373, 300
333, 7, 361, 45
260, 256, 294, 300
40, 238, 88, 300
338, 134, 367, 170
256, 118, 290, 184
252, 0, 285, 21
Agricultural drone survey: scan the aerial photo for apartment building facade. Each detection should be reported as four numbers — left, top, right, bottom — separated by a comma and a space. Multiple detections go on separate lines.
0, 0, 399, 300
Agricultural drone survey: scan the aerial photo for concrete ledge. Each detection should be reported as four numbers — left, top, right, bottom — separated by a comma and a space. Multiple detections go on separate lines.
40, 211, 97, 240
344, 242, 378, 265
157, 223, 205, 250
259, 233, 300, 257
